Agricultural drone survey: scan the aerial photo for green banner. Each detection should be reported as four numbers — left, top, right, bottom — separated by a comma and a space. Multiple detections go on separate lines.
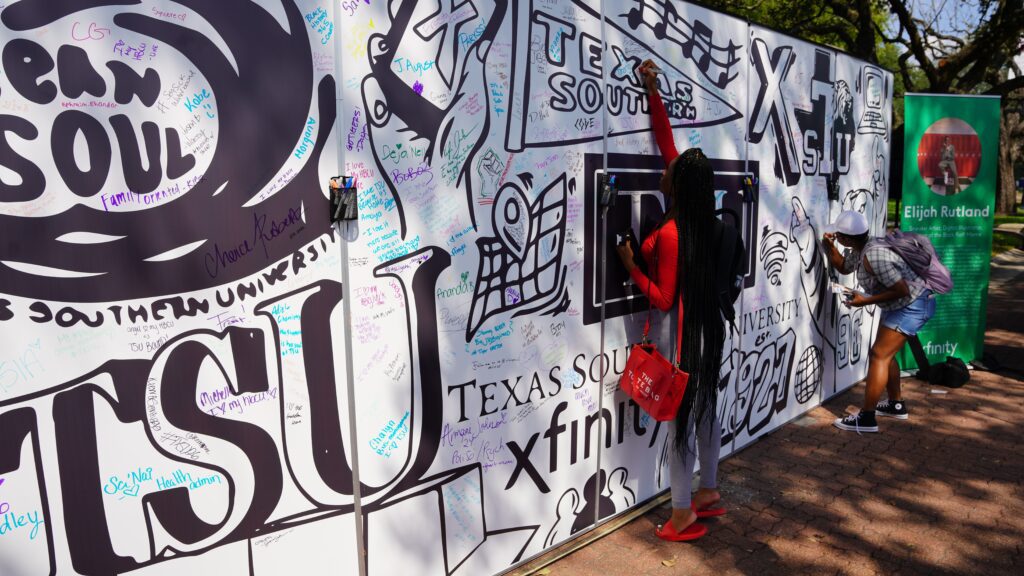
898, 94, 1001, 370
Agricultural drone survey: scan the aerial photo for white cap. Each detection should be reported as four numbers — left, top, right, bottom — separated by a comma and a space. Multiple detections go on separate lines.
827, 210, 869, 236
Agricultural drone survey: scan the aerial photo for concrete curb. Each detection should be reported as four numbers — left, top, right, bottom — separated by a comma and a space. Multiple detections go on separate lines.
991, 247, 1024, 266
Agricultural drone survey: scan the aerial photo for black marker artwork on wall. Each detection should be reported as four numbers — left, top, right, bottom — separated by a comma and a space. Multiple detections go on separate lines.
793, 49, 854, 201
749, 38, 801, 187
622, 0, 742, 89
466, 173, 569, 340
869, 137, 889, 226
718, 328, 797, 444
790, 196, 837, 337
0, 245, 542, 575
789, 196, 872, 399
795, 345, 823, 404
362, 0, 507, 236
583, 153, 759, 326
857, 66, 888, 139
0, 0, 335, 302
750, 39, 862, 194
544, 467, 635, 547
759, 226, 790, 286
506, 0, 742, 151
0, 1, 894, 573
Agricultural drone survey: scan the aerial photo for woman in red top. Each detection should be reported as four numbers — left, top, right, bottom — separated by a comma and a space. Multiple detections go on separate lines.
616, 60, 726, 542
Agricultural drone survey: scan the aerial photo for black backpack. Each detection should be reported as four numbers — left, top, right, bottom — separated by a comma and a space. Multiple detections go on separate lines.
928, 357, 970, 388
712, 215, 746, 326
906, 335, 970, 388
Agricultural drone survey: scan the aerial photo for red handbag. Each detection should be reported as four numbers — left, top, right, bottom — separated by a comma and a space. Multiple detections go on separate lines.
618, 240, 688, 421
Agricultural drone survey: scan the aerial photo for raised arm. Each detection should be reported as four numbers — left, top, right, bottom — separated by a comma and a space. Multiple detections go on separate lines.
821, 233, 855, 274
640, 60, 678, 166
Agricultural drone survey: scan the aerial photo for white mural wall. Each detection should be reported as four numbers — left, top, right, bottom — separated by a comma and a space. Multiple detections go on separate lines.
0, 1, 890, 575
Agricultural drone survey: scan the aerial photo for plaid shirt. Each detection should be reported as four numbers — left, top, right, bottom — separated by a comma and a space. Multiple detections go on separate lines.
856, 243, 925, 311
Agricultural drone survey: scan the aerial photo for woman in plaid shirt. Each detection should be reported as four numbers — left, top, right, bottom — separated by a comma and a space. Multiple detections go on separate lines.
822, 211, 936, 433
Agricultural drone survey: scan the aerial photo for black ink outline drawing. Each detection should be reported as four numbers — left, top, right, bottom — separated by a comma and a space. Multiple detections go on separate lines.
543, 467, 635, 547
758, 226, 789, 286
622, 0, 742, 89
506, 0, 743, 152
0, 1, 896, 572
0, 246, 540, 574
0, 408, 57, 574
857, 65, 888, 139
750, 40, 860, 193
717, 327, 797, 444
544, 487, 581, 547
793, 49, 855, 200
0, 0, 336, 302
870, 137, 889, 226
789, 196, 875, 399
748, 37, 801, 187
582, 153, 759, 326
363, 0, 508, 236
466, 173, 569, 340
414, 1, 482, 90
794, 345, 823, 404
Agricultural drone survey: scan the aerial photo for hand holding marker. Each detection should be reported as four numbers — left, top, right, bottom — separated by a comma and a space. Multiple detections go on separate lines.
832, 282, 867, 306
637, 60, 663, 89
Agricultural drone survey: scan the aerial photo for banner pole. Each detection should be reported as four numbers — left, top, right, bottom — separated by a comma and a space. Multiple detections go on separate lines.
333, 5, 368, 575
594, 0, 611, 530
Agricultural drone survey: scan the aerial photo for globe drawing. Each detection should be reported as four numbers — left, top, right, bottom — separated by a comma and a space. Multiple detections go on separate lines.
795, 346, 823, 404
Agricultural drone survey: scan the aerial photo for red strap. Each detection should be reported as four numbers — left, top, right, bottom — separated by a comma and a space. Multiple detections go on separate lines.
640, 228, 684, 363
641, 228, 658, 343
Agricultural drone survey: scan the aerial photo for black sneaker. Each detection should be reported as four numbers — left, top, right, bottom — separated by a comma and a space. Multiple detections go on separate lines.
833, 411, 879, 433
876, 399, 909, 420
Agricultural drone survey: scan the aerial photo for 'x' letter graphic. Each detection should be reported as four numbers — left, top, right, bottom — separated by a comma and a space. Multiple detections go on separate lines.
749, 38, 801, 186
415, 0, 480, 89
610, 46, 643, 87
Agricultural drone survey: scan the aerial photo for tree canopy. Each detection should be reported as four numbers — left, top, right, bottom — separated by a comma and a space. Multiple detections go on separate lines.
699, 0, 1024, 212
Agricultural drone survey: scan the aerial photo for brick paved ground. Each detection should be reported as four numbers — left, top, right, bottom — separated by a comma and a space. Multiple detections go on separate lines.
516, 252, 1024, 576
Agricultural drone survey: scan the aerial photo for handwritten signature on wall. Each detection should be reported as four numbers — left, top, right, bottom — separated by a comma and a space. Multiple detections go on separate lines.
0, 478, 46, 540
102, 467, 224, 500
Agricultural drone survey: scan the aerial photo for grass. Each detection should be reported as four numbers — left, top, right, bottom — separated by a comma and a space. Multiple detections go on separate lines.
992, 230, 1022, 258
994, 209, 1024, 227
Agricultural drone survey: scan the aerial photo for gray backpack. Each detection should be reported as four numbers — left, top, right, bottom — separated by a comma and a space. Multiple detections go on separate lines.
869, 229, 953, 294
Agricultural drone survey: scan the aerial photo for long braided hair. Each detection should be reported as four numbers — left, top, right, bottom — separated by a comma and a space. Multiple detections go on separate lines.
667, 148, 724, 454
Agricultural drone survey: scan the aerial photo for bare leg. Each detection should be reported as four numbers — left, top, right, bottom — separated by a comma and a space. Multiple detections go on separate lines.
862, 326, 907, 411
885, 357, 902, 401
669, 507, 698, 531
692, 487, 721, 511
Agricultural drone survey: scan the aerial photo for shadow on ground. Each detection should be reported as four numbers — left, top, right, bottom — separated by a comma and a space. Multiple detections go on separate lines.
522, 265, 1024, 575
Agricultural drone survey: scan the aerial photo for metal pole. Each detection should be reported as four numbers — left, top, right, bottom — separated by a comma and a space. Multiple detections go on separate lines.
333, 5, 367, 575
593, 0, 611, 529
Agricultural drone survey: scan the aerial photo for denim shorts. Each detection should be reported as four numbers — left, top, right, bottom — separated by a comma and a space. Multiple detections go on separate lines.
881, 291, 936, 336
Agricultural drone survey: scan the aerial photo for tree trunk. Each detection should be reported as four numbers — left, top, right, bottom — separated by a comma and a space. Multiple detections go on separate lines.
997, 106, 1017, 215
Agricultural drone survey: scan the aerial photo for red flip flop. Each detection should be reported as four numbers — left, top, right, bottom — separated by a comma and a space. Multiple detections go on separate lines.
655, 520, 707, 542
692, 503, 727, 518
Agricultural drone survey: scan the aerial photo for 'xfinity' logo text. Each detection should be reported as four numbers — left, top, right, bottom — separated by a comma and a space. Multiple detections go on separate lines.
923, 341, 958, 356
